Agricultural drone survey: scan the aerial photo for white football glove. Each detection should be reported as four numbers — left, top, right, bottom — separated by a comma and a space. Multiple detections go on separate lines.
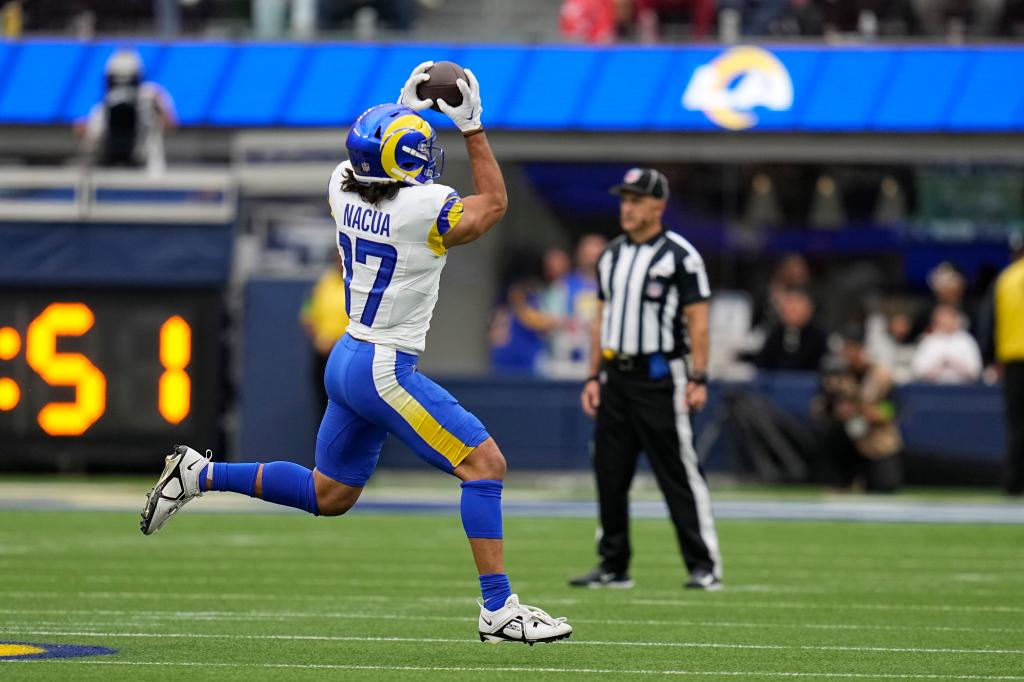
437, 68, 483, 135
397, 60, 434, 112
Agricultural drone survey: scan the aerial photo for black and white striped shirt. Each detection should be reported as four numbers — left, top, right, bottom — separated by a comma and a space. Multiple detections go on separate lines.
597, 230, 710, 356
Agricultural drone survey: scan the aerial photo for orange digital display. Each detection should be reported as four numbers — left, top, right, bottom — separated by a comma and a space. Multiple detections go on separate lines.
159, 315, 192, 425
26, 303, 108, 436
0, 326, 20, 360
0, 300, 199, 438
0, 377, 19, 411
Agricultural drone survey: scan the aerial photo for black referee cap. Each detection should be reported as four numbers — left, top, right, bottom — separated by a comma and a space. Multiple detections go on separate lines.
610, 167, 669, 200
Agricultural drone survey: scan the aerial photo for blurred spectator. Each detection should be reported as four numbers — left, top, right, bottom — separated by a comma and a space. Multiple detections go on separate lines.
874, 175, 909, 226
910, 304, 983, 383
633, 0, 715, 40
489, 247, 551, 374
994, 235, 1024, 495
489, 303, 546, 374
742, 172, 783, 228
2, 1, 23, 36
808, 174, 846, 230
493, 240, 610, 378
908, 261, 971, 341
76, 49, 177, 175
511, 246, 571, 338
911, 0, 1005, 38
820, 0, 915, 37
319, 0, 419, 35
720, 0, 806, 36
21, 0, 211, 35
253, 0, 318, 37
753, 288, 829, 371
888, 310, 913, 345
300, 253, 349, 416
560, 0, 617, 42
504, 247, 571, 372
865, 310, 915, 384
154, 0, 181, 36
539, 234, 608, 378
755, 253, 812, 328
815, 327, 902, 492
252, 0, 315, 37
561, 0, 715, 42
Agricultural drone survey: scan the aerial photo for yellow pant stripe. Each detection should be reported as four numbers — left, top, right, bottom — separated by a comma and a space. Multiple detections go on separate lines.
371, 346, 474, 467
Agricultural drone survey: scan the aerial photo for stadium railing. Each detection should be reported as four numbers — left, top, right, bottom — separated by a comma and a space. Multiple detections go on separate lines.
0, 167, 236, 224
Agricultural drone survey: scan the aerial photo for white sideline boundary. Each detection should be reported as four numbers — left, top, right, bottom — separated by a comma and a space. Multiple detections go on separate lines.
2, 590, 1021, 613
4, 660, 1024, 680
2, 607, 1021, 634
2, 482, 1024, 524
2, 629, 1023, 656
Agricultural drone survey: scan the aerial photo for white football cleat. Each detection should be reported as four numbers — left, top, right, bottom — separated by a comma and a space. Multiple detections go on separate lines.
140, 444, 211, 535
478, 594, 572, 645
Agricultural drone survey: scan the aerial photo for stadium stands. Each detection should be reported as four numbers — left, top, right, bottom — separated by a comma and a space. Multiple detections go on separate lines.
0, 33, 1019, 489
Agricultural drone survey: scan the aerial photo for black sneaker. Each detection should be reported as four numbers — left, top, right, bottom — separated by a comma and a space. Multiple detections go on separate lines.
568, 567, 635, 589
685, 571, 723, 591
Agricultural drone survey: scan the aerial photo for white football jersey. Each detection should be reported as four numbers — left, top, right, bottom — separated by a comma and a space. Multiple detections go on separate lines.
328, 161, 463, 354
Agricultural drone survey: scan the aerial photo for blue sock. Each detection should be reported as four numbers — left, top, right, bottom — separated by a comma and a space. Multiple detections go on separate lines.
202, 461, 320, 516
462, 480, 510, 610
206, 462, 259, 496
460, 480, 503, 539
479, 573, 512, 612
261, 461, 320, 516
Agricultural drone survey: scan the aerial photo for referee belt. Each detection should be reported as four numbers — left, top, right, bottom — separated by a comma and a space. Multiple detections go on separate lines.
601, 349, 677, 378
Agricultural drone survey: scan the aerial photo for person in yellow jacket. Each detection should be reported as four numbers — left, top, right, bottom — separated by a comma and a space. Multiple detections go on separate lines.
995, 235, 1024, 495
301, 254, 349, 415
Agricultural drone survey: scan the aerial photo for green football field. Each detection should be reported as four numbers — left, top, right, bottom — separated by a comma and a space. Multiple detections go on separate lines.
1, 507, 1023, 680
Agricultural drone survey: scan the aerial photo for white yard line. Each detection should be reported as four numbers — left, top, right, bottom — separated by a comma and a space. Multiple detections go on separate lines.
8, 544, 1024, 565
6, 488, 1024, 524
624, 599, 1024, 613
3, 660, 1024, 680
2, 608, 1021, 634
2, 629, 1023, 656
2, 590, 1020, 614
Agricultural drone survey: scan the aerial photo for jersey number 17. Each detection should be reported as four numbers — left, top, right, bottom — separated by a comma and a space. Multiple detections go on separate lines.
338, 232, 398, 327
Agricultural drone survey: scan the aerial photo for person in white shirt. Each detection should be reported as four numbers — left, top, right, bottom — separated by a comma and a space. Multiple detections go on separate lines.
911, 304, 983, 383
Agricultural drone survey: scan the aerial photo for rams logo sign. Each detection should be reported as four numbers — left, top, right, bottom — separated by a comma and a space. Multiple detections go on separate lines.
0, 641, 117, 660
682, 47, 793, 131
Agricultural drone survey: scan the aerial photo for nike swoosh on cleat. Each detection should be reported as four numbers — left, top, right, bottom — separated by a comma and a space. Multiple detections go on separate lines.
186, 460, 200, 471
481, 617, 492, 626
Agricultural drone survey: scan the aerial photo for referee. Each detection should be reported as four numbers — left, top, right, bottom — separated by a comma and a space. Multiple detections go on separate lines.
569, 168, 722, 591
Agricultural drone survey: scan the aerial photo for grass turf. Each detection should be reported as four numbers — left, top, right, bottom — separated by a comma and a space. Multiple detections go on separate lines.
1, 508, 1022, 680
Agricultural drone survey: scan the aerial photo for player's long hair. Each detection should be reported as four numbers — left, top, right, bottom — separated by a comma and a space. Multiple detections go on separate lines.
341, 168, 404, 206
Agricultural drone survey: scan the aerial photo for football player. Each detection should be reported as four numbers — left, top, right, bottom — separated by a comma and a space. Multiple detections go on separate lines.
140, 62, 572, 646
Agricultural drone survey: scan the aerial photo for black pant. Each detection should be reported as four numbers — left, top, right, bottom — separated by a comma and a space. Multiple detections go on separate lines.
1005, 362, 1024, 495
593, 363, 721, 577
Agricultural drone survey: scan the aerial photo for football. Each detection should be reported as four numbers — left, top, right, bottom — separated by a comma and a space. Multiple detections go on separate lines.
416, 61, 467, 113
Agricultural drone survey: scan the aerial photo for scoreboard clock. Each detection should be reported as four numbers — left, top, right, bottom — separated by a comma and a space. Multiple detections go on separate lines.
0, 290, 222, 469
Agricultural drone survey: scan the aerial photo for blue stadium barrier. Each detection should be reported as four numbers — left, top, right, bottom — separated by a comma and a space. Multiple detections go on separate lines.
0, 222, 234, 286
239, 277, 1007, 475
2, 40, 1024, 131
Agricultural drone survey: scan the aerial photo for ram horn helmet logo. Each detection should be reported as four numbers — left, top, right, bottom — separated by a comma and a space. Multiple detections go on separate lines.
682, 47, 793, 131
